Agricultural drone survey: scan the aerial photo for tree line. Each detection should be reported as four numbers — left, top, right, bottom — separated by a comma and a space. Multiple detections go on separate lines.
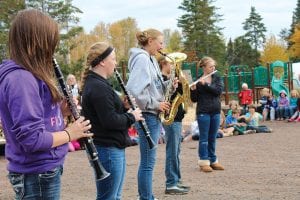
1, 0, 300, 78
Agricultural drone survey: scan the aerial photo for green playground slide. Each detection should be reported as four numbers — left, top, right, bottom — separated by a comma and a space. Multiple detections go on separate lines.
271, 77, 289, 97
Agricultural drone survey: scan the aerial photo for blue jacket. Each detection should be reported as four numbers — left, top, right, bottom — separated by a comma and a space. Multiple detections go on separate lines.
0, 60, 67, 173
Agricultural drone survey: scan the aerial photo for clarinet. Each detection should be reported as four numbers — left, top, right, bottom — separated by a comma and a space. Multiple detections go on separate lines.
114, 68, 156, 149
53, 58, 110, 181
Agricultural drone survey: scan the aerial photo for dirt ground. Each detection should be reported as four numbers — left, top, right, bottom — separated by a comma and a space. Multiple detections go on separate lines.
1, 111, 300, 200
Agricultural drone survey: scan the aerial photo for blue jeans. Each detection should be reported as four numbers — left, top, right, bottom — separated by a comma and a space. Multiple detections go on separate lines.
136, 113, 160, 200
95, 146, 126, 200
7, 166, 63, 200
276, 106, 289, 119
197, 113, 220, 163
163, 122, 182, 188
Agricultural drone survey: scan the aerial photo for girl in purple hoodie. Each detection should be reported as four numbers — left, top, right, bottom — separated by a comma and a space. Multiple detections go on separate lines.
276, 90, 290, 120
0, 9, 92, 199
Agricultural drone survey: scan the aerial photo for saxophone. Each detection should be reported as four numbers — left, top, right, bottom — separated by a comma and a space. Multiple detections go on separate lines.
158, 51, 189, 125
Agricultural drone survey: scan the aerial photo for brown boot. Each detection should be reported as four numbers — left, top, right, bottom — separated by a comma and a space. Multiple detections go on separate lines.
200, 165, 213, 172
198, 160, 213, 172
210, 162, 225, 170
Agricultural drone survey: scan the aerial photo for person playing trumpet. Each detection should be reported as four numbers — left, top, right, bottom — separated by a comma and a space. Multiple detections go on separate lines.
190, 56, 224, 173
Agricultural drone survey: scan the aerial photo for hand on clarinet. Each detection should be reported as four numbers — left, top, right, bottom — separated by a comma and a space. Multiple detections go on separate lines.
123, 95, 135, 109
128, 107, 144, 121
65, 116, 93, 141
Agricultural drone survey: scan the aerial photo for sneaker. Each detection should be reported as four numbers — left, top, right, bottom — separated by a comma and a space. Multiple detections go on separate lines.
233, 130, 239, 136
177, 181, 191, 190
296, 117, 300, 122
244, 130, 256, 134
165, 185, 189, 195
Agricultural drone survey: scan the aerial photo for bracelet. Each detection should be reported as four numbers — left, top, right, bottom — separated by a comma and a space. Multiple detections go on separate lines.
64, 129, 71, 142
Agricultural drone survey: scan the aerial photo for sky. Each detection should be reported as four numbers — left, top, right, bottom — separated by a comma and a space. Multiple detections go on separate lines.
72, 0, 297, 40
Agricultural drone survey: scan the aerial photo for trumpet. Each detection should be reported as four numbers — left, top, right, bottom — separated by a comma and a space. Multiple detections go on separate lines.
189, 70, 218, 87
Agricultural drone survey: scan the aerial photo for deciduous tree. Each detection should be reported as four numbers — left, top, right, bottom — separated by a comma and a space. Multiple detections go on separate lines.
260, 35, 289, 66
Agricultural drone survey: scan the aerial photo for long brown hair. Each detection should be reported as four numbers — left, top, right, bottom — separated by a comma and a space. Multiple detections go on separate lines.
8, 9, 60, 102
81, 42, 110, 91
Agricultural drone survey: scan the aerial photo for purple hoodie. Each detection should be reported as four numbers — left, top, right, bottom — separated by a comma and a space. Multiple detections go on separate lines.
0, 60, 67, 173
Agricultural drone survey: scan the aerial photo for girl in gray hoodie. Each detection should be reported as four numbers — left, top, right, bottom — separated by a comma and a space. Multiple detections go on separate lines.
126, 29, 171, 200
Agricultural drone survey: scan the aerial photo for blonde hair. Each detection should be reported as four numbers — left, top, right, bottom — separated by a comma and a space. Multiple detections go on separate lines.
136, 29, 163, 47
198, 56, 216, 68
228, 100, 239, 110
260, 88, 270, 96
81, 42, 110, 91
290, 89, 299, 97
157, 56, 169, 70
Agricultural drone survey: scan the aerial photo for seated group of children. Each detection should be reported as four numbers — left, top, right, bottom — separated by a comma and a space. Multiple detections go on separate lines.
184, 101, 272, 142
224, 103, 272, 136
259, 88, 300, 122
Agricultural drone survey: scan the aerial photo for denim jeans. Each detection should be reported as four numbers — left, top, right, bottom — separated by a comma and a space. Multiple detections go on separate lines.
197, 113, 220, 163
95, 146, 126, 200
7, 166, 63, 200
163, 122, 182, 188
136, 113, 160, 200
289, 106, 297, 117
276, 106, 289, 119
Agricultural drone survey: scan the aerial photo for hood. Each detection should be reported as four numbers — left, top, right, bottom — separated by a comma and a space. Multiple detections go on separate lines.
0, 60, 23, 84
128, 47, 150, 71
279, 90, 287, 96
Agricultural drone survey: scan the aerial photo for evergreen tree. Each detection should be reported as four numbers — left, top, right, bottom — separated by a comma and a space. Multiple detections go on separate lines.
286, 0, 300, 61
225, 38, 234, 66
177, 0, 225, 65
26, 0, 83, 67
289, 0, 300, 36
243, 6, 267, 65
0, 0, 25, 61
231, 36, 257, 68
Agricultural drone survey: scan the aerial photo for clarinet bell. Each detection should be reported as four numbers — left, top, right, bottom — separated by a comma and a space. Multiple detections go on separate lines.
95, 161, 110, 181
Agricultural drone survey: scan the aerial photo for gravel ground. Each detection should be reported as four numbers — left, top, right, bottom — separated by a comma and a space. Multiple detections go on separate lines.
1, 120, 300, 200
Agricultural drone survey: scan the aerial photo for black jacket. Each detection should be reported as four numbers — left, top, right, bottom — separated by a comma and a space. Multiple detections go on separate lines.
81, 71, 135, 148
190, 74, 223, 115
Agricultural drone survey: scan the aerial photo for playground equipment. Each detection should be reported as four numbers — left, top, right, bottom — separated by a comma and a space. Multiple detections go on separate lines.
179, 61, 295, 105
270, 60, 289, 97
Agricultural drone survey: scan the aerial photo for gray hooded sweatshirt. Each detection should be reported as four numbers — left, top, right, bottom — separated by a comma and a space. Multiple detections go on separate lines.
126, 48, 167, 115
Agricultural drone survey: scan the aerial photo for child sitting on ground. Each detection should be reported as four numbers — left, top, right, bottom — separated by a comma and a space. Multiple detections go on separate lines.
218, 110, 234, 137
240, 105, 272, 133
276, 90, 289, 120
225, 109, 255, 135
263, 94, 277, 121
288, 98, 300, 122
227, 100, 240, 116
288, 90, 299, 118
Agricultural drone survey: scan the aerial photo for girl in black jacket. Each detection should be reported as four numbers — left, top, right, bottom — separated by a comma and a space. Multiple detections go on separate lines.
81, 42, 143, 200
190, 56, 224, 173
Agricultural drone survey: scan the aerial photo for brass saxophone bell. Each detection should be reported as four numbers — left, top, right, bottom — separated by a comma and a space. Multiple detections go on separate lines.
165, 52, 187, 63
